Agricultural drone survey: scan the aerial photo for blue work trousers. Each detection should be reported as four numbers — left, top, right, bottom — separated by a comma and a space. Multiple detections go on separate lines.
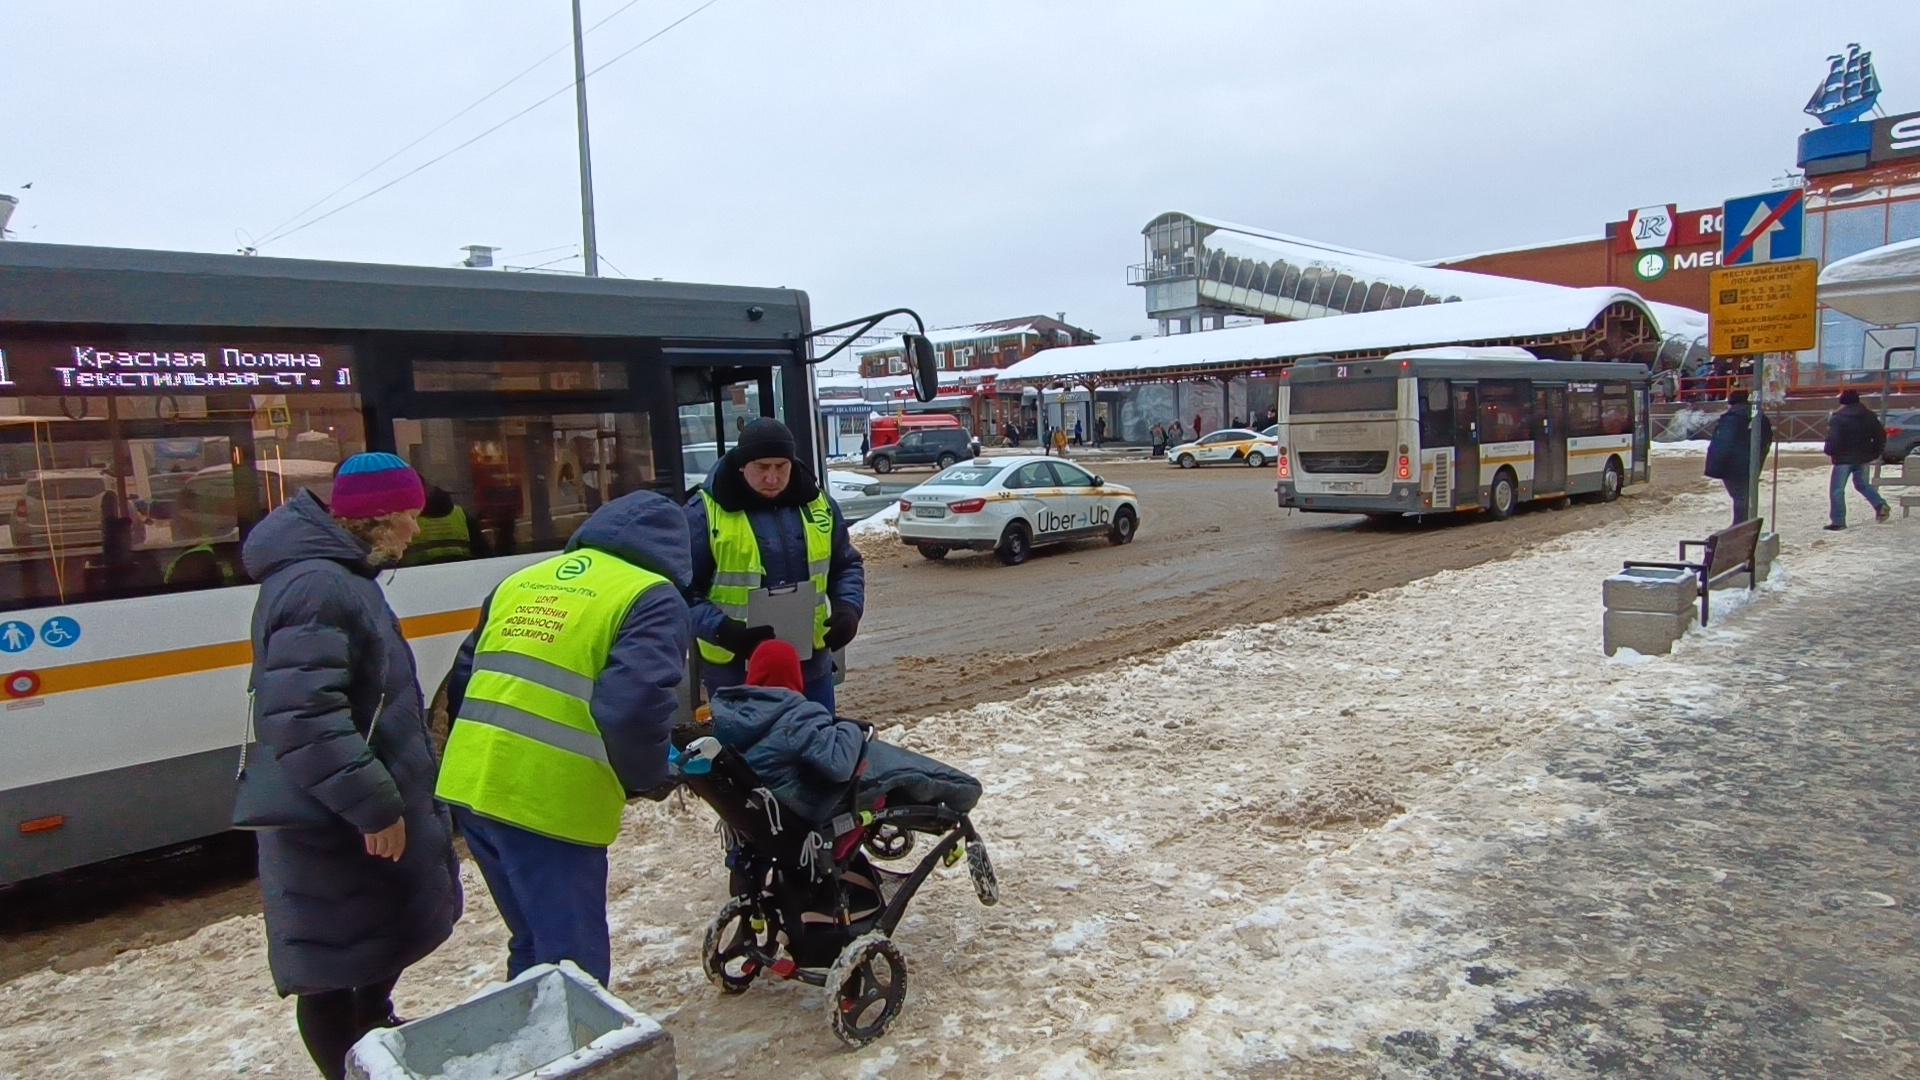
453, 806, 612, 987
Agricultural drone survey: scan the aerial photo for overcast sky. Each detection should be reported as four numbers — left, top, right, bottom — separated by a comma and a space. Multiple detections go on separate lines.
9, 1, 1918, 343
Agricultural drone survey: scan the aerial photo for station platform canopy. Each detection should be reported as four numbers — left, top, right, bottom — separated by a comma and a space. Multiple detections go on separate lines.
999, 288, 1669, 386
1819, 237, 1920, 327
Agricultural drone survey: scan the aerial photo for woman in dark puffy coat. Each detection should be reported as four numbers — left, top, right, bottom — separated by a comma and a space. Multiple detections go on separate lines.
242, 453, 461, 1080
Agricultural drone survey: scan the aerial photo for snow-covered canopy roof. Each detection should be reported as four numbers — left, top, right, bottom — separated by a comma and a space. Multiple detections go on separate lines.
853, 323, 1036, 358
997, 289, 1655, 383
1175, 212, 1570, 305
1818, 237, 1920, 327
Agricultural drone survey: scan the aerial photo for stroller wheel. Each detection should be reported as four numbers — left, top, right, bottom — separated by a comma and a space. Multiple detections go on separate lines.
826, 933, 908, 1047
703, 897, 774, 995
864, 823, 915, 861
966, 839, 999, 906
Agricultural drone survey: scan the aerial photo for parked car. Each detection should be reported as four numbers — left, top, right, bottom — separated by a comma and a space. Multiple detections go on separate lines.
1882, 410, 1920, 464
865, 428, 981, 474
9, 469, 112, 549
825, 470, 893, 522
1167, 428, 1277, 469
896, 456, 1140, 566
172, 459, 338, 543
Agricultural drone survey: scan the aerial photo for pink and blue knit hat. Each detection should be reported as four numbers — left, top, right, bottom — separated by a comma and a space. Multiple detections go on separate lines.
331, 452, 427, 519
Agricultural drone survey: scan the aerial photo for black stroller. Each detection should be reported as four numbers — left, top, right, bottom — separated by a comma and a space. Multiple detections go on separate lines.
670, 723, 997, 1046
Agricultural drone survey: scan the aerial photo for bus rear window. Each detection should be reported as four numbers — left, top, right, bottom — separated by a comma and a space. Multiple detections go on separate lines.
1291, 379, 1398, 415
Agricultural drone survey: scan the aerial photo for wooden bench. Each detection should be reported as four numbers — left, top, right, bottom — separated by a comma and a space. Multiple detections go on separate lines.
1622, 517, 1763, 625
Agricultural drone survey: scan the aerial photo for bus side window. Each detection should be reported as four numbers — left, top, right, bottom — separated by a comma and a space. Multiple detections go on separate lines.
1567, 386, 1602, 437
1419, 381, 1453, 448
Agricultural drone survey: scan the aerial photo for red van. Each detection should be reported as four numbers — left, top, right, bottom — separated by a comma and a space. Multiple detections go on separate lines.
868, 413, 963, 450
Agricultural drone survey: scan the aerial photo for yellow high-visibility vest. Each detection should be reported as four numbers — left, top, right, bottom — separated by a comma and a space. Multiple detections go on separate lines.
405, 505, 472, 565
696, 489, 832, 665
435, 548, 669, 846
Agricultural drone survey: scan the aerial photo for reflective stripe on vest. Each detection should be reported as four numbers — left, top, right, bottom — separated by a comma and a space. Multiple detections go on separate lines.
696, 489, 833, 665
405, 505, 473, 565
434, 549, 668, 846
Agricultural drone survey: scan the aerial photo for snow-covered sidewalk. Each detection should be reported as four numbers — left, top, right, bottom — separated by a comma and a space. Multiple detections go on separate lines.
0, 467, 1880, 1078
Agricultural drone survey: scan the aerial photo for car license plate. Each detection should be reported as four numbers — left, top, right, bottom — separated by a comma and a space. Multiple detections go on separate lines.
1324, 481, 1361, 492
913, 505, 946, 518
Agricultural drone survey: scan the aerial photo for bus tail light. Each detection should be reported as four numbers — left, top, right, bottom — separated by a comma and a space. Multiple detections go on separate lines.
948, 498, 986, 514
1397, 445, 1412, 481
1276, 448, 1291, 479
19, 814, 65, 836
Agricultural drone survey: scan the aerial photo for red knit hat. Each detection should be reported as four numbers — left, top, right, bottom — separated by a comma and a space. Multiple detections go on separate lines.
745, 640, 806, 695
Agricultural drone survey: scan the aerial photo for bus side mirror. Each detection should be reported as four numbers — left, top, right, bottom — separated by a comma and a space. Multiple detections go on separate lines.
907, 334, 939, 403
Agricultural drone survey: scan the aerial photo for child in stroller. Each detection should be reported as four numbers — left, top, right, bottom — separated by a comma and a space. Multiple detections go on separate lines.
671, 643, 997, 1046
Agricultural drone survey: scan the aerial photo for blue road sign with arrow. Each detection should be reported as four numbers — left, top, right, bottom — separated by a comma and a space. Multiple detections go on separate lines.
1721, 190, 1805, 266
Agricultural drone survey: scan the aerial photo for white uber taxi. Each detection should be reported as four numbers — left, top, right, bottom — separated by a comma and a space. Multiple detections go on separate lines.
1167, 428, 1278, 469
895, 456, 1141, 565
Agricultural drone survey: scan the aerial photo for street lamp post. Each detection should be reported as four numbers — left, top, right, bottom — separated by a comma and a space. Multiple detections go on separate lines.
570, 0, 600, 277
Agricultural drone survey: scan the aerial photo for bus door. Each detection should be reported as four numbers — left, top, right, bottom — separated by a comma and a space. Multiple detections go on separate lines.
1451, 384, 1479, 507
1533, 386, 1567, 495
674, 366, 778, 498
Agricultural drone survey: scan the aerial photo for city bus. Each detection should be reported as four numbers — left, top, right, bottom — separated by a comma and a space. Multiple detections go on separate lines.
1274, 346, 1650, 520
0, 241, 933, 885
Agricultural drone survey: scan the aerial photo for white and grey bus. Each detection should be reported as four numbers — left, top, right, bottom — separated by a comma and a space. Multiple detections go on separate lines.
1275, 346, 1650, 519
0, 242, 935, 885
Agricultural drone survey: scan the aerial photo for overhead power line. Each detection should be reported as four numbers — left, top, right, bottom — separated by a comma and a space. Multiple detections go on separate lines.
255, 0, 720, 249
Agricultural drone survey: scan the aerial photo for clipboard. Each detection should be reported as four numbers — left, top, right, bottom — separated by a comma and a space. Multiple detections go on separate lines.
746, 581, 819, 661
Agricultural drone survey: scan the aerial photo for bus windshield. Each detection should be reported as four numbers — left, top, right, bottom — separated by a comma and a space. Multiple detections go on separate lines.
1290, 379, 1398, 415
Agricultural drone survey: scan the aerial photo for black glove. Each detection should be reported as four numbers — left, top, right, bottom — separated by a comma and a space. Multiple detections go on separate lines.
714, 619, 775, 658
824, 605, 861, 651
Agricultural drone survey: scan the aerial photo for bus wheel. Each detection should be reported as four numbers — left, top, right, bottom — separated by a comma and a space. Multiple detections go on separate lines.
1488, 469, 1518, 521
1600, 458, 1624, 502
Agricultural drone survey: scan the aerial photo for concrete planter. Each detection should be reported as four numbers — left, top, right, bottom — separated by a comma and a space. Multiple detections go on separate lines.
1603, 566, 1698, 656
348, 962, 675, 1080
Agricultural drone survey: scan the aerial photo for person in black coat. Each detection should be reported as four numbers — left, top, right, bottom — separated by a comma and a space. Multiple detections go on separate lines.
242, 454, 461, 1080
1822, 389, 1891, 530
1702, 389, 1772, 526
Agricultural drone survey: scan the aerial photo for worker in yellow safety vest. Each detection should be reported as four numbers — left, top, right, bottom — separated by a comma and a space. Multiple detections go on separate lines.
401, 487, 481, 566
683, 417, 864, 712
435, 489, 692, 987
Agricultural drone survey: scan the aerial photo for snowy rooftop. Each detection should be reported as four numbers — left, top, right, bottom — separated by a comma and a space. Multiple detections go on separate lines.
997, 288, 1657, 382
1818, 237, 1920, 327
1186, 214, 1570, 305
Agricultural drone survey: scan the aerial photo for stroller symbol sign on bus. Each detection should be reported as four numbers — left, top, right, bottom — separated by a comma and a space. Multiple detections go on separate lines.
1721, 190, 1805, 266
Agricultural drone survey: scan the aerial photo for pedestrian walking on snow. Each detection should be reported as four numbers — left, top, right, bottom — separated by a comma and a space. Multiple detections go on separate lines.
242, 454, 461, 1080
1822, 389, 1892, 530
1703, 389, 1771, 526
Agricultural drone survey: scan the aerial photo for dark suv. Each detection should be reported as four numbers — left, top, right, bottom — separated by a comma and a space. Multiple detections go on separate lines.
865, 428, 981, 473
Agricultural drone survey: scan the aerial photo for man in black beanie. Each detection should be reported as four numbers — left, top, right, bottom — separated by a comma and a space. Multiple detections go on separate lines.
683, 417, 865, 711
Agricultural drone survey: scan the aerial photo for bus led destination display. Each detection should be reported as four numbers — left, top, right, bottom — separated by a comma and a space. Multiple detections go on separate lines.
0, 341, 355, 394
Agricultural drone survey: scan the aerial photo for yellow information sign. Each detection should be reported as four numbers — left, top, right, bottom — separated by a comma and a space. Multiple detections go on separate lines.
1709, 258, 1818, 356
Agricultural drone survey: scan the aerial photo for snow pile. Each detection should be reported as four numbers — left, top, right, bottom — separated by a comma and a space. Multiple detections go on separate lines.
848, 502, 899, 537
1652, 439, 1827, 455
0, 467, 1860, 1078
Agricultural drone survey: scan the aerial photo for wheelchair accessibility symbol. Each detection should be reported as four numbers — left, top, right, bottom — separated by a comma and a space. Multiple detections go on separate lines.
39, 617, 80, 649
